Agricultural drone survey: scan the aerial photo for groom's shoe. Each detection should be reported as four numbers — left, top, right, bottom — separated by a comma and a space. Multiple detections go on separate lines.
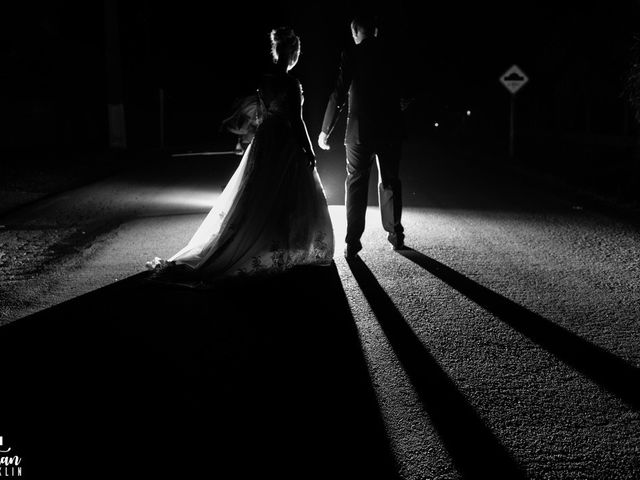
388, 233, 406, 251
344, 243, 362, 260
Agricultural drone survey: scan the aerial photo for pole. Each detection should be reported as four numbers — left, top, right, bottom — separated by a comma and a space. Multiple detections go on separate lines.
104, 0, 126, 149
509, 93, 515, 158
159, 88, 165, 149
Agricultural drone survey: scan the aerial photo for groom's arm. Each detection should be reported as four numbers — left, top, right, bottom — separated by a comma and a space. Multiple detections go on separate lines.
321, 50, 353, 139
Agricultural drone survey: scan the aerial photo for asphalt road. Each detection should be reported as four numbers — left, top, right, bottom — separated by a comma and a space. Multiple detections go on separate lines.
0, 141, 639, 479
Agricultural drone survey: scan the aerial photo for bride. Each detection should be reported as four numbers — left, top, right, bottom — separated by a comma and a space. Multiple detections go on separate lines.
146, 27, 334, 287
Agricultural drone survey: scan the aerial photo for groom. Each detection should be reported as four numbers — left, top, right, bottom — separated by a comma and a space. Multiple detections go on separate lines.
318, 13, 405, 259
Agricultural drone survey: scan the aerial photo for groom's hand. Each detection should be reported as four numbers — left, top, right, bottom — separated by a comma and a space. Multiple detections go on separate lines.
317, 132, 330, 151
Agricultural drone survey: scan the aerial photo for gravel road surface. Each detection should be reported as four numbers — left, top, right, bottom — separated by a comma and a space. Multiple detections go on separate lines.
1, 142, 638, 479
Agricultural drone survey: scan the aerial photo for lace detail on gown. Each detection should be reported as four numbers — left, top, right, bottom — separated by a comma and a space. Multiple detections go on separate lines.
146, 73, 334, 287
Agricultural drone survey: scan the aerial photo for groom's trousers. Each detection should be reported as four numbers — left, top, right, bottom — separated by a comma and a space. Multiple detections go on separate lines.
344, 141, 404, 247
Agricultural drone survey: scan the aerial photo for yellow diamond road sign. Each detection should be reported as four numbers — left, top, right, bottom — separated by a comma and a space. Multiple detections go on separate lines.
500, 65, 528, 94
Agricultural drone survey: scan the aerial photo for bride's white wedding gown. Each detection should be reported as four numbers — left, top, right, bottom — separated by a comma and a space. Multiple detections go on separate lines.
147, 73, 334, 286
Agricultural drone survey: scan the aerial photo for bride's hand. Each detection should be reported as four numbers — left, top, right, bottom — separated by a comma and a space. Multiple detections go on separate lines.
306, 150, 316, 168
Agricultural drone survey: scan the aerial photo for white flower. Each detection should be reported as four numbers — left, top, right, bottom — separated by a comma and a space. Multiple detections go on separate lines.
145, 256, 167, 270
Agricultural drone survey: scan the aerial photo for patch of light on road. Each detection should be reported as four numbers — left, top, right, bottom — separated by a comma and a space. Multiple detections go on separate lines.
329, 205, 346, 250
328, 206, 380, 250
150, 188, 221, 210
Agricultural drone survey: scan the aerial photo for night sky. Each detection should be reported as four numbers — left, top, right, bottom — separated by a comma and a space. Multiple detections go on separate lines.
2, 1, 639, 152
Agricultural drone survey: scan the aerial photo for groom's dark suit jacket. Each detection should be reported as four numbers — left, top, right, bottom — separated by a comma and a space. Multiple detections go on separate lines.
322, 37, 403, 145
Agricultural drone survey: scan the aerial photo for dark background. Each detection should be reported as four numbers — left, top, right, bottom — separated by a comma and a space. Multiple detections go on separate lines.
2, 1, 640, 182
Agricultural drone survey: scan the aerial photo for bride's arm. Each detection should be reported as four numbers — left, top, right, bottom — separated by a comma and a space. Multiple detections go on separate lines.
290, 80, 316, 167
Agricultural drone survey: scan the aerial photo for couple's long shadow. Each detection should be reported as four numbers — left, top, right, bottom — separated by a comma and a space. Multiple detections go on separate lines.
396, 248, 640, 410
346, 257, 526, 479
0, 264, 399, 479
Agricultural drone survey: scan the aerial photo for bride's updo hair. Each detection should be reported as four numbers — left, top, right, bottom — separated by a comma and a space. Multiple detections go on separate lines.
270, 27, 300, 68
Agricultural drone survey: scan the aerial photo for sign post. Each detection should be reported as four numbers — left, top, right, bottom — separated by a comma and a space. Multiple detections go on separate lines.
500, 65, 529, 158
